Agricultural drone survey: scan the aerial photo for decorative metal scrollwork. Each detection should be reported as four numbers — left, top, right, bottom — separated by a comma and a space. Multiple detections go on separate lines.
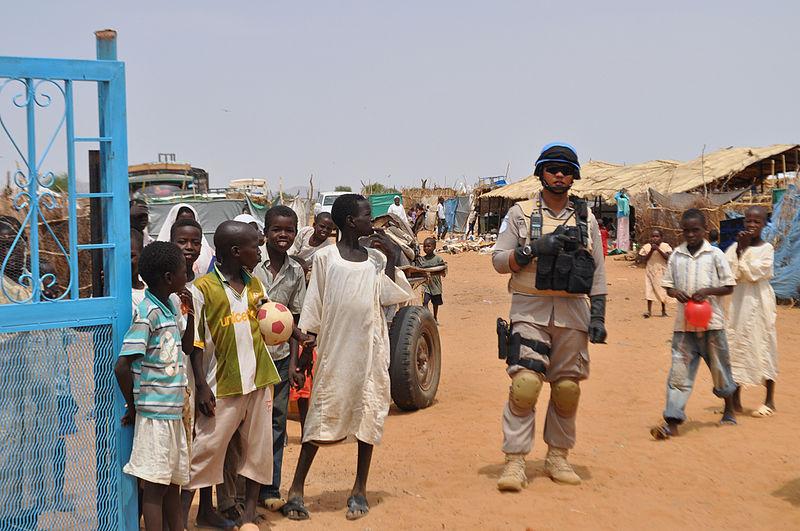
0, 77, 73, 303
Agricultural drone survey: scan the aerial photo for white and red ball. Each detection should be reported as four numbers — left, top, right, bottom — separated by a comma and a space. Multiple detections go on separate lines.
257, 301, 293, 346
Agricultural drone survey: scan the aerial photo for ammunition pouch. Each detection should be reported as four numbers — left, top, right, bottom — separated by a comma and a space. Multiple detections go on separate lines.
533, 248, 594, 295
497, 318, 551, 374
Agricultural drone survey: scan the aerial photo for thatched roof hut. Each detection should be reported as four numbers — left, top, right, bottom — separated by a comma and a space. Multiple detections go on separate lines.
481, 144, 800, 202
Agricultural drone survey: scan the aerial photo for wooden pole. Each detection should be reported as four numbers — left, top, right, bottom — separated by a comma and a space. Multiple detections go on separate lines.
89, 149, 103, 297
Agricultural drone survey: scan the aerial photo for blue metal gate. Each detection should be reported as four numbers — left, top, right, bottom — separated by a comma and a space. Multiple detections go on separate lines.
0, 32, 134, 530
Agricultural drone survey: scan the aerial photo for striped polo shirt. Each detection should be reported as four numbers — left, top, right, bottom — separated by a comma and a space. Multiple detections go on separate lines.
662, 240, 736, 332
192, 266, 280, 398
119, 290, 187, 420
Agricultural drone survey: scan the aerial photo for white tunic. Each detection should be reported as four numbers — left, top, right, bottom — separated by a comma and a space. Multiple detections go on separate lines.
725, 242, 779, 386
298, 245, 413, 445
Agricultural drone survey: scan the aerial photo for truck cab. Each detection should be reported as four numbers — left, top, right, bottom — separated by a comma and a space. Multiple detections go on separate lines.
314, 191, 349, 216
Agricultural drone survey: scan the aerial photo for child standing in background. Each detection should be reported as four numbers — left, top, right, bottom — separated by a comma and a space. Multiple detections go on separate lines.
417, 237, 447, 323
637, 229, 672, 318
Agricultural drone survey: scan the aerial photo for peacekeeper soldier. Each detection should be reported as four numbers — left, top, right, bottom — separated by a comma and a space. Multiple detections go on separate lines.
493, 142, 607, 490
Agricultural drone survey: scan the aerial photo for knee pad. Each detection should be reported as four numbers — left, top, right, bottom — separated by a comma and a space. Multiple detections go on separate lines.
551, 379, 580, 417
509, 369, 543, 415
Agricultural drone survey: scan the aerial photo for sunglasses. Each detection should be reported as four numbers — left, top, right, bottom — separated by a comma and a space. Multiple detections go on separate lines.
542, 164, 575, 177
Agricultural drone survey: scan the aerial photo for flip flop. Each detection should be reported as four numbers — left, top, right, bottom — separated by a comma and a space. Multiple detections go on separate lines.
281, 496, 310, 521
751, 404, 775, 418
346, 494, 370, 521
261, 496, 287, 512
650, 425, 672, 440
720, 413, 738, 425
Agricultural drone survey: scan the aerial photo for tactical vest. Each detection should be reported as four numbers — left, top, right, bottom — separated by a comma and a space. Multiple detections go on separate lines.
508, 197, 594, 298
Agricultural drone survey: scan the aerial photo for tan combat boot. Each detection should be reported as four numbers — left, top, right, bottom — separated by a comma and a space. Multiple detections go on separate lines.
497, 453, 528, 492
544, 446, 581, 485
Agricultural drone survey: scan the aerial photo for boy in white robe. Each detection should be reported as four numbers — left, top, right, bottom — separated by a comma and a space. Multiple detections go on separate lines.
725, 206, 779, 417
283, 194, 412, 522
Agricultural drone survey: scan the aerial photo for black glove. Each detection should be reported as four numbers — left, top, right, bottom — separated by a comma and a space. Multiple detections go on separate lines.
530, 232, 571, 257
588, 295, 607, 344
513, 246, 534, 267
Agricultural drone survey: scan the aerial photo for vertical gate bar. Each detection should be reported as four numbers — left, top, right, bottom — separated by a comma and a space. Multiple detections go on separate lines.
97, 27, 137, 531
107, 61, 135, 531
65, 80, 79, 300
25, 78, 40, 302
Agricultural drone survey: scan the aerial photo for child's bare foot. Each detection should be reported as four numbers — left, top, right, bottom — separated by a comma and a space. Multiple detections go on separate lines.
660, 311, 668, 317
642, 312, 651, 318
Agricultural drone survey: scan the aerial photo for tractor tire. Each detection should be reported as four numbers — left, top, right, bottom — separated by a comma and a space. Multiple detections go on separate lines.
389, 306, 441, 411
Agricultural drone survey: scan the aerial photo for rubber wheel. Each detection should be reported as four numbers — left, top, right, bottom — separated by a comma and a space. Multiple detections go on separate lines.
389, 306, 441, 411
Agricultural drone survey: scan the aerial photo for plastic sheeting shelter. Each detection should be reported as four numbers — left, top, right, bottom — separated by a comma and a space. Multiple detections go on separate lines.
763, 184, 800, 299
369, 193, 400, 218
444, 196, 471, 233
148, 199, 248, 250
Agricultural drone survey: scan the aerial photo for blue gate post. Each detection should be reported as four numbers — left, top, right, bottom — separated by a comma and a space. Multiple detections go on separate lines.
95, 29, 137, 531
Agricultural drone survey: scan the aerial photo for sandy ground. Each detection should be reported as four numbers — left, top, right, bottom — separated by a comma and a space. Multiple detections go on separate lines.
190, 249, 800, 530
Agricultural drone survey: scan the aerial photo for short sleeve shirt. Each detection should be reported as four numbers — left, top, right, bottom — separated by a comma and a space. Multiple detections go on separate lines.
192, 266, 281, 398
253, 254, 307, 360
662, 240, 736, 331
416, 254, 445, 295
119, 290, 186, 420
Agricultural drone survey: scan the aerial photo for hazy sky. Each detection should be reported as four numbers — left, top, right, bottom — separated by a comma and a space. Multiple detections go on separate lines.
1, 1, 798, 191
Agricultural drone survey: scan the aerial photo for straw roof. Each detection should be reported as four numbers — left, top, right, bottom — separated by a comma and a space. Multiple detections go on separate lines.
482, 144, 800, 201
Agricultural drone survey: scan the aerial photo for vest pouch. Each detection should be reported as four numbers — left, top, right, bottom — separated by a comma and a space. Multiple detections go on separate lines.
535, 255, 555, 290
567, 249, 595, 294
552, 253, 573, 291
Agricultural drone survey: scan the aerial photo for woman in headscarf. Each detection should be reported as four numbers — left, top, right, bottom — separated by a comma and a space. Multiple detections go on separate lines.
233, 213, 266, 264
156, 203, 215, 275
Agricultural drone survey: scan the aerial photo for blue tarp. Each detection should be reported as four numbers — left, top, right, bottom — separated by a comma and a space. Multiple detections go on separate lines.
763, 184, 800, 299
444, 196, 470, 233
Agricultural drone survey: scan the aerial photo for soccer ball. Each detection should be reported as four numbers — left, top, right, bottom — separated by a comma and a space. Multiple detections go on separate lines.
257, 301, 294, 346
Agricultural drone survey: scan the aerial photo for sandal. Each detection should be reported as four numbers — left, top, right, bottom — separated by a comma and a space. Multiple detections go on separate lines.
346, 494, 370, 521
281, 496, 310, 521
720, 413, 738, 425
219, 503, 243, 523
261, 496, 287, 512
650, 424, 673, 440
751, 404, 775, 418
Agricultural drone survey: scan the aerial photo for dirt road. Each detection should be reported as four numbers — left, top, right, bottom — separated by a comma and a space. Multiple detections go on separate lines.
195, 251, 800, 530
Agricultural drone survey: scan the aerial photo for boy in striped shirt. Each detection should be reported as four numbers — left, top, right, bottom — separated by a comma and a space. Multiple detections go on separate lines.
115, 241, 191, 531
650, 209, 737, 440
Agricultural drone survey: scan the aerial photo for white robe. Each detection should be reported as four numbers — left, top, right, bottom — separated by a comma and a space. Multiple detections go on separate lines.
298, 245, 413, 445
725, 242, 779, 386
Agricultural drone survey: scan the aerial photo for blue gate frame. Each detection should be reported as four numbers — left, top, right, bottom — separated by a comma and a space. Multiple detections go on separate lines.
0, 33, 134, 530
